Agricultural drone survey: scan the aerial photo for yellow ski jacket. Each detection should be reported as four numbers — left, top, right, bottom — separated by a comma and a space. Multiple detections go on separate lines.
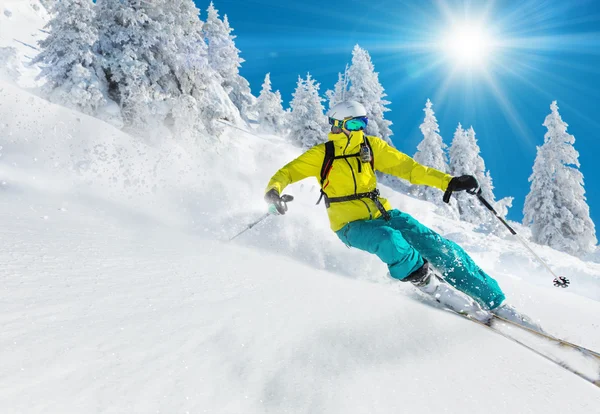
265, 130, 453, 232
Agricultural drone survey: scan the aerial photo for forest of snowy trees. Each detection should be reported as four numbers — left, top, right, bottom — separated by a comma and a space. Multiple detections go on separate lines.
27, 0, 597, 256
34, 0, 247, 138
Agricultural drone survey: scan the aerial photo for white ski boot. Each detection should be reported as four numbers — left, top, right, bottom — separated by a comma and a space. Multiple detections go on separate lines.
492, 303, 543, 333
407, 262, 491, 323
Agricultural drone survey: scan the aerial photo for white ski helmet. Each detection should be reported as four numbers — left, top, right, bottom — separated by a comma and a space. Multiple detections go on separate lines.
326, 100, 367, 121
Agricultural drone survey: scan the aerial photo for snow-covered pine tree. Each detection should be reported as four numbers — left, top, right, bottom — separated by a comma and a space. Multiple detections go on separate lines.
203, 3, 253, 120
448, 124, 511, 230
463, 127, 512, 220
448, 124, 483, 223
95, 0, 168, 131
411, 99, 458, 217
255, 73, 286, 134
325, 68, 348, 110
203, 3, 237, 82
163, 0, 215, 141
413, 100, 448, 195
142, 0, 205, 97
96, 0, 240, 136
32, 0, 105, 114
346, 45, 393, 146
273, 90, 286, 132
224, 15, 254, 119
39, 0, 58, 13
479, 168, 514, 233
523, 101, 597, 255
288, 73, 328, 149
155, 0, 241, 136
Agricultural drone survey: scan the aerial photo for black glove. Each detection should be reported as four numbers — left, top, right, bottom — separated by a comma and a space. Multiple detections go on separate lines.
264, 189, 294, 215
443, 175, 480, 204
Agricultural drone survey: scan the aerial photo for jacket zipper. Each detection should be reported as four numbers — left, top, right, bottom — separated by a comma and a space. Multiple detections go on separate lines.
343, 158, 358, 194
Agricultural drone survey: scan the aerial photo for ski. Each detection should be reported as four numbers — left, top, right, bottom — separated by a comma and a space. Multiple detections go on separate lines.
491, 314, 600, 361
458, 312, 600, 388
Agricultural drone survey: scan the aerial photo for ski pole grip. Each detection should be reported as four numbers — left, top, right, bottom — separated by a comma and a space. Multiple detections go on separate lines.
443, 188, 453, 204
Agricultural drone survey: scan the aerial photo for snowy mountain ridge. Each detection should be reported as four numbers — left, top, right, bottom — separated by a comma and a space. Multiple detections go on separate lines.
1, 2, 600, 412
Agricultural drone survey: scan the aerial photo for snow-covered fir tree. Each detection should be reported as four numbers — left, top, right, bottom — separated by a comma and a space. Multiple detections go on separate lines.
146, 0, 207, 96
479, 168, 513, 233
39, 0, 58, 13
203, 3, 238, 82
33, 0, 105, 114
411, 99, 458, 217
414, 100, 448, 173
448, 124, 484, 223
95, 0, 167, 131
463, 127, 510, 217
157, 0, 241, 136
95, 0, 240, 136
346, 45, 393, 145
325, 69, 348, 109
223, 15, 254, 119
448, 124, 512, 230
255, 73, 286, 134
523, 101, 597, 255
288, 73, 328, 149
203, 3, 253, 120
413, 100, 449, 195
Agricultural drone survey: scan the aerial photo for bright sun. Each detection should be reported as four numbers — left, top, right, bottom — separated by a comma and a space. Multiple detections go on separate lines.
442, 26, 495, 69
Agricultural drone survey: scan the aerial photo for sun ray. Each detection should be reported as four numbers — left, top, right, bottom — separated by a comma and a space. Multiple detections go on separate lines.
430, 65, 462, 108
500, 50, 600, 100
492, 59, 600, 130
382, 55, 449, 96
479, 69, 536, 148
499, 33, 600, 54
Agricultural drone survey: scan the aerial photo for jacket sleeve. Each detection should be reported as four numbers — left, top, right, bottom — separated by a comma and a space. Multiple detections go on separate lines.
369, 137, 453, 191
265, 144, 325, 195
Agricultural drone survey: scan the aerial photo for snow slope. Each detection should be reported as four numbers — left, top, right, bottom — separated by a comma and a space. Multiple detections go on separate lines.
2, 185, 600, 414
1, 4, 600, 412
2, 79, 600, 413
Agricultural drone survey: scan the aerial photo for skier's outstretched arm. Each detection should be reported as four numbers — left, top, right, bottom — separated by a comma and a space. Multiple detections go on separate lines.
369, 137, 452, 191
265, 144, 324, 195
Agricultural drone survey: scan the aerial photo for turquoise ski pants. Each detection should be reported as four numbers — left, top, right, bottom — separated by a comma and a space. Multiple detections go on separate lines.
336, 209, 505, 309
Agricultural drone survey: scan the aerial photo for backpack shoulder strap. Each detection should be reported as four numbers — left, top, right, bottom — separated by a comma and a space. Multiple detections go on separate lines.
320, 140, 335, 185
364, 136, 375, 170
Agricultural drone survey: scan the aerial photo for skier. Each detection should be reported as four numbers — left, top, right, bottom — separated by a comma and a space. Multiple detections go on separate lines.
264, 101, 538, 327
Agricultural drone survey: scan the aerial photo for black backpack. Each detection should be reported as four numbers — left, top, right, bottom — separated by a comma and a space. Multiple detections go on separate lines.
319, 137, 374, 189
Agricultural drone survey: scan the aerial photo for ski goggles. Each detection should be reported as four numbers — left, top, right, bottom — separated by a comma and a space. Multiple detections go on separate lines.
328, 116, 369, 131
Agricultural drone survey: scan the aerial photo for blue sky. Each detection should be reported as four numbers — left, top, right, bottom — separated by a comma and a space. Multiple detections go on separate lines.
198, 0, 600, 226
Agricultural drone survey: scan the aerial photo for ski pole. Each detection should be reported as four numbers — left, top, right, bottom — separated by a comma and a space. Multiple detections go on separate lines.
228, 194, 294, 242
468, 188, 570, 288
228, 212, 271, 242
216, 119, 258, 137
216, 119, 284, 143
